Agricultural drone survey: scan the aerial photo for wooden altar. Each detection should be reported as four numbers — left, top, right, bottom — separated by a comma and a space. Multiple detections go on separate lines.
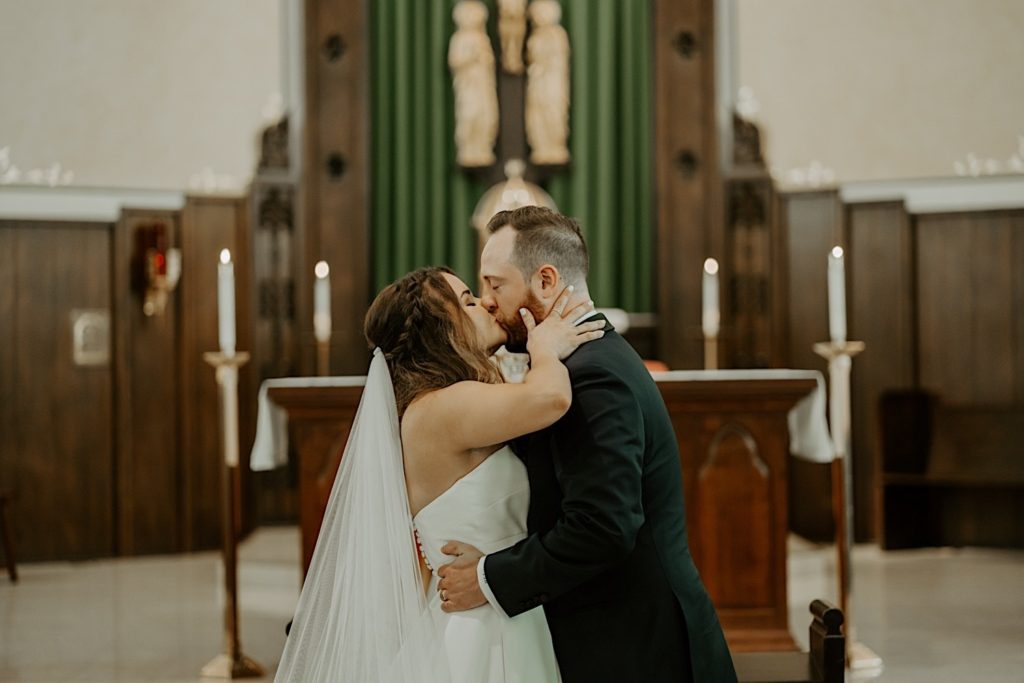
267, 375, 816, 653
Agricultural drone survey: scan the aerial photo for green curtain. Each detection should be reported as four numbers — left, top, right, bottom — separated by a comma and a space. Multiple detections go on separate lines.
547, 0, 653, 312
370, 0, 489, 293
371, 0, 654, 312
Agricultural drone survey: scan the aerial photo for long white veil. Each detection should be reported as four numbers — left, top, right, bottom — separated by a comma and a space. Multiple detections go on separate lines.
275, 349, 448, 682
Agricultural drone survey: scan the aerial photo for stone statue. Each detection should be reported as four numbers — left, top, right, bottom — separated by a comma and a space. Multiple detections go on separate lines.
498, 0, 527, 74
526, 0, 570, 165
449, 0, 499, 168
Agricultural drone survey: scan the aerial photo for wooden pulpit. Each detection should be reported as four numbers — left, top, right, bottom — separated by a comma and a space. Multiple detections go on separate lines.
268, 375, 816, 653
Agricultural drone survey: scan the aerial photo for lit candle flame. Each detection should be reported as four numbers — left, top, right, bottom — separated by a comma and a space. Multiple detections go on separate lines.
703, 258, 719, 275
220, 248, 231, 264
315, 260, 330, 279
831, 246, 844, 259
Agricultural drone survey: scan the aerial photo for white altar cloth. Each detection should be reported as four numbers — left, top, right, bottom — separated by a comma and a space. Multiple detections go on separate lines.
249, 368, 833, 471
249, 376, 365, 471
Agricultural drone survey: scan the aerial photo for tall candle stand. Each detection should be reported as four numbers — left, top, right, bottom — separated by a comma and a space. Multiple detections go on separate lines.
200, 351, 264, 679
316, 340, 330, 377
812, 340, 882, 672
703, 334, 719, 371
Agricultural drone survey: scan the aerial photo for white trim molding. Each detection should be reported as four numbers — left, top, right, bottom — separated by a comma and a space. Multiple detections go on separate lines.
0, 186, 187, 222
839, 175, 1024, 214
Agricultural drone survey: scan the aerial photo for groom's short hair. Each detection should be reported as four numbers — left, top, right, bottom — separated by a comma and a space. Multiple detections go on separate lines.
486, 206, 589, 285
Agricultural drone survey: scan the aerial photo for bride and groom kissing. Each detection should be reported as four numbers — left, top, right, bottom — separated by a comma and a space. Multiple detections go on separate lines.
277, 206, 738, 682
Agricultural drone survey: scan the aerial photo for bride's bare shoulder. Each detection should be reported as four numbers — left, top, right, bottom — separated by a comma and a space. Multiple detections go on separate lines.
402, 382, 487, 447
404, 381, 482, 422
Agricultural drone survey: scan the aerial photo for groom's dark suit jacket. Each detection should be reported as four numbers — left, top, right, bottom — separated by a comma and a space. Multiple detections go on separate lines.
485, 317, 738, 683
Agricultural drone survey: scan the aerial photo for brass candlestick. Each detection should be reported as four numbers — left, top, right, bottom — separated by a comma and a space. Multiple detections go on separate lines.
201, 352, 264, 679
813, 340, 882, 673
704, 335, 718, 371
316, 339, 330, 377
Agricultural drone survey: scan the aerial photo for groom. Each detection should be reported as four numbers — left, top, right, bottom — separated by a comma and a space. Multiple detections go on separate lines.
438, 207, 737, 682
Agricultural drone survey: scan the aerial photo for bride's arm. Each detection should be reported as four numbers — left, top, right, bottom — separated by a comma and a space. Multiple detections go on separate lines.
407, 293, 604, 451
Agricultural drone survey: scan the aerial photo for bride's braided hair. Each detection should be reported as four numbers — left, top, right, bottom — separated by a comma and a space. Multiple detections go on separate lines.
365, 266, 503, 417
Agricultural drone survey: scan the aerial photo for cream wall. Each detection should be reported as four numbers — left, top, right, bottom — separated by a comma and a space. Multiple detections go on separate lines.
736, 0, 1024, 184
0, 0, 281, 191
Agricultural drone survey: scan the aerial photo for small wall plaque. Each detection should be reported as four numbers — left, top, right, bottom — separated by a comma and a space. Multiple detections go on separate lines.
70, 309, 110, 367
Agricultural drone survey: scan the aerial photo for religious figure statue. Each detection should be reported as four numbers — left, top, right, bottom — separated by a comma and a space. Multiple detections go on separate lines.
498, 0, 527, 74
526, 0, 570, 166
449, 0, 499, 168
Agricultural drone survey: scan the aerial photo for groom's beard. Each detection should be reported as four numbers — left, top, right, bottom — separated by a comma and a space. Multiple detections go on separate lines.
497, 291, 545, 353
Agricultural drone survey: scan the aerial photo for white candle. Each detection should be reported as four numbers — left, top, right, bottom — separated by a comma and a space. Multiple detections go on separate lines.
313, 260, 331, 343
218, 249, 236, 356
828, 246, 847, 344
702, 258, 720, 338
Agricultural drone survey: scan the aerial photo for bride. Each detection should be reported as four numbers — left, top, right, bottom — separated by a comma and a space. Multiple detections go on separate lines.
275, 266, 604, 682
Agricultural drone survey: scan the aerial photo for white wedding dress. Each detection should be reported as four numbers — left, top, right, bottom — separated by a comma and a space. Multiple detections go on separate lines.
412, 445, 561, 683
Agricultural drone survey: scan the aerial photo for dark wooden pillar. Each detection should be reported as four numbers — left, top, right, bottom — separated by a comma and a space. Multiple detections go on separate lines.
653, 0, 723, 370
300, 0, 371, 376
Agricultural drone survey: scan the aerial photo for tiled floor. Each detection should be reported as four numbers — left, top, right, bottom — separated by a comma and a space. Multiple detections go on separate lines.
787, 538, 1024, 682
1, 528, 1021, 681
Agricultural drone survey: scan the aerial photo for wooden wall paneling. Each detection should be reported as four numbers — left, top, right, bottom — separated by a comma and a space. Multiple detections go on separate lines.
917, 210, 1024, 405
235, 197, 258, 538
1015, 214, 1024, 403
653, 0, 720, 370
847, 201, 915, 541
301, 0, 371, 376
769, 192, 788, 368
780, 190, 841, 371
778, 190, 841, 541
7, 222, 115, 560
968, 212, 1017, 404
112, 209, 182, 555
179, 196, 254, 551
915, 215, 965, 402
0, 228, 16, 533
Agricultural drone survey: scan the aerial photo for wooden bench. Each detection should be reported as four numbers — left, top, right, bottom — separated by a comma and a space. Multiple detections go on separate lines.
878, 391, 1024, 549
734, 600, 844, 683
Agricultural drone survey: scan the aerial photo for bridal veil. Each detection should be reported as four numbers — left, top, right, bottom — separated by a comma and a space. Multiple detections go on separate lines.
275, 349, 449, 682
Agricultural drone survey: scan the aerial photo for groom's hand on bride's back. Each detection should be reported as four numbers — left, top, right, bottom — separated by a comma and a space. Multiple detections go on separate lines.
437, 541, 487, 613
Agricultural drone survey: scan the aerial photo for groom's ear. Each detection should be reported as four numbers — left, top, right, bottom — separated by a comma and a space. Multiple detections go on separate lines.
535, 264, 560, 298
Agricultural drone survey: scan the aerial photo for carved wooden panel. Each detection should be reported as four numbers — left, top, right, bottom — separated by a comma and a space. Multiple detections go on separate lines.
250, 151, 300, 526
695, 422, 773, 609
301, 0, 370, 376
727, 178, 775, 368
653, 0, 720, 369
663, 377, 809, 651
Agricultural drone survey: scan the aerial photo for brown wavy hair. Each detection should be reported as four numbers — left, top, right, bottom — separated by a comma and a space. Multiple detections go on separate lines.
364, 266, 503, 417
